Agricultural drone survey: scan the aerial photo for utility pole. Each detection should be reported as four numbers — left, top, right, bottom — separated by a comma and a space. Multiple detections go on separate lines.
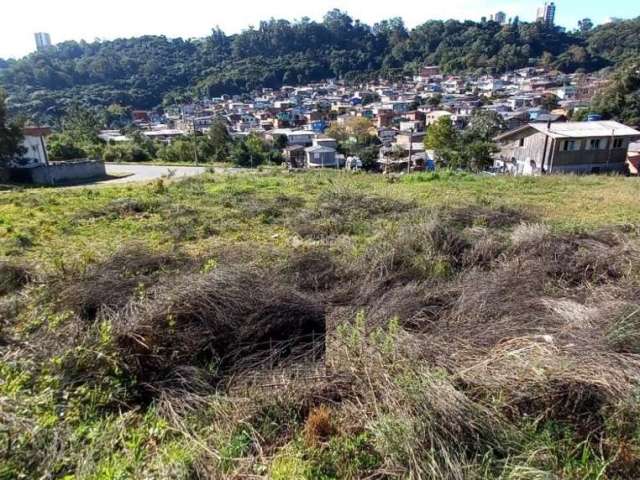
407, 127, 414, 174
607, 128, 615, 168
191, 117, 199, 166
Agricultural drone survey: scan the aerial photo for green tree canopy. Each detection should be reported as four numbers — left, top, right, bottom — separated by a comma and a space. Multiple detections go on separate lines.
463, 110, 507, 142
589, 62, 640, 126
207, 120, 232, 162
425, 117, 458, 150
0, 89, 25, 167
2, 15, 640, 121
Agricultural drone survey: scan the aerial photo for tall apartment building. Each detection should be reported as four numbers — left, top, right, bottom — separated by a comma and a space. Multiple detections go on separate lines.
493, 11, 507, 25
536, 2, 556, 26
34, 32, 52, 51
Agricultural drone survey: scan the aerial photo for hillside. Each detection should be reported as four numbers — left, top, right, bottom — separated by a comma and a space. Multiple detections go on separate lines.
3, 170, 640, 478
1, 13, 639, 121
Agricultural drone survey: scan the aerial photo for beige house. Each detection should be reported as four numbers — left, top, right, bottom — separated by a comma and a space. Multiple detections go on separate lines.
494, 121, 640, 175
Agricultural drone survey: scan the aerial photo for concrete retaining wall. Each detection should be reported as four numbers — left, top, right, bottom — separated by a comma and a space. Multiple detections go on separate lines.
10, 160, 106, 185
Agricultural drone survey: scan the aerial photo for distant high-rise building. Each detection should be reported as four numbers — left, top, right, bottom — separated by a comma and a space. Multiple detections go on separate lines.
536, 2, 556, 26
34, 32, 52, 51
494, 11, 507, 25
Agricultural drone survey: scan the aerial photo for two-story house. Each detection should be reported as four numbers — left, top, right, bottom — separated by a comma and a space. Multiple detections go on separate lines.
494, 121, 640, 175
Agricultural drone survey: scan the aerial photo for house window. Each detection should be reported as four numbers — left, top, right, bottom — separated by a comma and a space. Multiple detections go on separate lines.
562, 140, 580, 151
613, 138, 624, 149
588, 139, 601, 150
519, 138, 525, 147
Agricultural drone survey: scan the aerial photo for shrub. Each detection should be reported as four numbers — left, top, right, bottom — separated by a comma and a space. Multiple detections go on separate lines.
102, 143, 151, 163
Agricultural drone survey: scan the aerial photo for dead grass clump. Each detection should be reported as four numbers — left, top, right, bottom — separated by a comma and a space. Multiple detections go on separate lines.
0, 259, 32, 296
245, 193, 305, 220
358, 221, 468, 286
457, 337, 640, 434
606, 307, 640, 354
112, 266, 325, 391
544, 231, 638, 287
510, 223, 550, 249
304, 405, 336, 446
462, 235, 505, 268
447, 205, 532, 229
280, 249, 343, 293
317, 187, 415, 219
426, 222, 470, 262
330, 322, 513, 477
82, 198, 158, 220
58, 244, 188, 320
291, 187, 415, 239
361, 283, 452, 331
158, 203, 221, 241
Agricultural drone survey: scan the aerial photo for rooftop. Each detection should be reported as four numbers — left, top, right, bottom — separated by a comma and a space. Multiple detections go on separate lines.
496, 121, 640, 141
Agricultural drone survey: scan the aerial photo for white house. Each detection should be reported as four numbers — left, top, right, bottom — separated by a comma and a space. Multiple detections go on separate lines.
10, 127, 51, 168
305, 145, 338, 168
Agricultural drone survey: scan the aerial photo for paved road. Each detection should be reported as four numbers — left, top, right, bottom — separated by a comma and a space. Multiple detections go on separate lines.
102, 163, 208, 184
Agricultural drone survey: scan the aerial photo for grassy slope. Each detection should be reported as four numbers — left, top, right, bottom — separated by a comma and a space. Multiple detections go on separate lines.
2, 171, 639, 262
2, 170, 640, 479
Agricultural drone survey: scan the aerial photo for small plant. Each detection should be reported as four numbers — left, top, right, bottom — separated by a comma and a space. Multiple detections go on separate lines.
304, 405, 335, 447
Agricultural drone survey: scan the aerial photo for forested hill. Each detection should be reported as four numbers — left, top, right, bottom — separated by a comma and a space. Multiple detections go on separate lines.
1, 11, 639, 121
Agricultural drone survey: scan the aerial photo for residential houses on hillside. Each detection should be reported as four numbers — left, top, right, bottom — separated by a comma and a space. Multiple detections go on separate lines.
83, 65, 639, 176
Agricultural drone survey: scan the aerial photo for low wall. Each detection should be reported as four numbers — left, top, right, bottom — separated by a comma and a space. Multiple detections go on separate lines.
10, 160, 107, 185
552, 161, 626, 175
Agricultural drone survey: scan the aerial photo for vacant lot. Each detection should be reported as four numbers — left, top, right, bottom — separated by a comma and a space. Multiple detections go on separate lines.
2, 170, 640, 479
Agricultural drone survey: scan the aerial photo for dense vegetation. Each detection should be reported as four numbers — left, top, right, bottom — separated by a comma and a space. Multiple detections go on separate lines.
3, 170, 640, 478
1, 12, 640, 121
0, 89, 24, 168
588, 62, 640, 126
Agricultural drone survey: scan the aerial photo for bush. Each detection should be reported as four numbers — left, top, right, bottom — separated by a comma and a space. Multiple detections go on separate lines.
47, 133, 88, 160
102, 143, 151, 163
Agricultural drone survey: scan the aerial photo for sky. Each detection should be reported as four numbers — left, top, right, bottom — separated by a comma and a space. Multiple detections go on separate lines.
0, 0, 638, 59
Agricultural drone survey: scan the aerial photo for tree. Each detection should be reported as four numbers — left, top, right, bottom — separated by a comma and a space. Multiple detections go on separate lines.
464, 110, 506, 142
47, 134, 88, 161
345, 117, 374, 144
427, 94, 442, 108
590, 62, 640, 126
0, 89, 24, 167
230, 134, 270, 167
62, 105, 101, 144
325, 124, 349, 142
463, 141, 498, 172
1, 13, 638, 122
578, 18, 594, 34
207, 119, 232, 162
425, 116, 457, 150
157, 139, 198, 163
540, 93, 560, 111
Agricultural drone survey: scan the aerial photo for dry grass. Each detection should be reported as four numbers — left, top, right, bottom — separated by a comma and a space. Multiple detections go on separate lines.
6, 192, 640, 478
303, 405, 336, 447
111, 265, 325, 394
57, 243, 188, 320
0, 259, 32, 296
